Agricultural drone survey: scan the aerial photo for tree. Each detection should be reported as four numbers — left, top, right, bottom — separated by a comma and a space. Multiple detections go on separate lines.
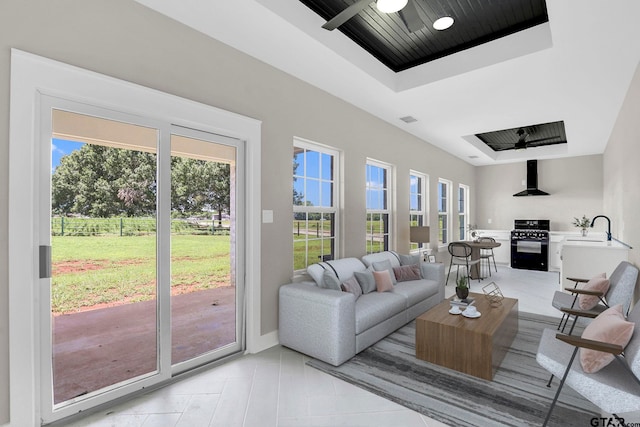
52, 144, 231, 219
171, 157, 230, 220
52, 144, 156, 217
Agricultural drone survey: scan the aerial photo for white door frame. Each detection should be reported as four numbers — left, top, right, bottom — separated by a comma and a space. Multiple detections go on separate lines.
8, 49, 263, 426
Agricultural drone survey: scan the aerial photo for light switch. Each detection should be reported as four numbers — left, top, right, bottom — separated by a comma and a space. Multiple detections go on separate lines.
488, 218, 492, 224
262, 210, 273, 223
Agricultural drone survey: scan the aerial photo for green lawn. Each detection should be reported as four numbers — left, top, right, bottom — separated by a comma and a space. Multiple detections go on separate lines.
52, 234, 230, 314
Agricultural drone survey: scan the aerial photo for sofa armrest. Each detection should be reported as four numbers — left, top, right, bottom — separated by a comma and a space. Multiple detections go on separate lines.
279, 283, 356, 366
421, 262, 445, 287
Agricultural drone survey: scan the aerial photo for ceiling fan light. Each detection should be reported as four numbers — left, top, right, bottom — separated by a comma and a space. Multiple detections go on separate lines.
376, 0, 408, 14
433, 16, 454, 30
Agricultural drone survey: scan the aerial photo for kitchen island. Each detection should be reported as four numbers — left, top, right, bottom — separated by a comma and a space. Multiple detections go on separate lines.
560, 236, 630, 289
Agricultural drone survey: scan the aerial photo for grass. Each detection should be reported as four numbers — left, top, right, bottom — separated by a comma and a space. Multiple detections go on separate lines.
52, 234, 230, 314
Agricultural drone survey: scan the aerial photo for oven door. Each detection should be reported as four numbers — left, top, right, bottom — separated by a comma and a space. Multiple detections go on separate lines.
511, 238, 548, 271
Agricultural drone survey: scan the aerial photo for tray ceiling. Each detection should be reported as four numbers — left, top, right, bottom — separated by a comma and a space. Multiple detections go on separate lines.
300, 0, 549, 72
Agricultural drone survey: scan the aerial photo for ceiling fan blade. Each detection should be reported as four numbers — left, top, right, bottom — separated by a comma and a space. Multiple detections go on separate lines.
322, 0, 373, 31
398, 0, 424, 33
526, 136, 561, 144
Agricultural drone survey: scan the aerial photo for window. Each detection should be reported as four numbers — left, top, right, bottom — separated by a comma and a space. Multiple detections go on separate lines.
438, 179, 451, 245
409, 171, 428, 252
366, 160, 393, 254
458, 184, 470, 240
293, 139, 339, 271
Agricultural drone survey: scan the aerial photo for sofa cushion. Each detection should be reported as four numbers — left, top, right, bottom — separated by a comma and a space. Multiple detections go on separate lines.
341, 277, 362, 299
392, 279, 440, 307
355, 291, 407, 334
321, 270, 342, 291
399, 253, 420, 266
355, 269, 377, 294
373, 270, 394, 292
393, 264, 422, 282
372, 260, 398, 285
362, 251, 401, 269
307, 258, 367, 286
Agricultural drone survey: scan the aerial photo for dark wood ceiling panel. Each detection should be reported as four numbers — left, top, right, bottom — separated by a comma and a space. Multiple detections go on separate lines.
476, 121, 567, 152
299, 0, 548, 72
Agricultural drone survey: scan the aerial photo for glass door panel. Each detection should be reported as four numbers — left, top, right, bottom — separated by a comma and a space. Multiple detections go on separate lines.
170, 133, 238, 365
50, 109, 159, 405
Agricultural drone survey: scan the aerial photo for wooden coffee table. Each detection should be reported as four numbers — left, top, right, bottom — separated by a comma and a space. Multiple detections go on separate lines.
415, 292, 518, 380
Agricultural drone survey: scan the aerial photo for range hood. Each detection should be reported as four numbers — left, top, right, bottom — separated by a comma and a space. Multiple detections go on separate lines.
513, 160, 550, 197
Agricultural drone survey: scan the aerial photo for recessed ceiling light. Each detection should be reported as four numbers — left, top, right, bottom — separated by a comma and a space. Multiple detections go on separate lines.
433, 16, 454, 30
376, 0, 408, 14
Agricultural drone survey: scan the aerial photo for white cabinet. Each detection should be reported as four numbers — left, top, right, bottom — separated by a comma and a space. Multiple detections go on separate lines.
475, 230, 510, 265
560, 237, 629, 289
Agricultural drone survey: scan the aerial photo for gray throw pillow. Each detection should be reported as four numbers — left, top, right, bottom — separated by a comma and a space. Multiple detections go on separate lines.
399, 253, 420, 266
354, 270, 376, 294
321, 270, 342, 291
372, 260, 397, 285
341, 276, 363, 299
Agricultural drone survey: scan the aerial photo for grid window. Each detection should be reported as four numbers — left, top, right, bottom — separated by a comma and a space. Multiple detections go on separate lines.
410, 171, 428, 252
366, 160, 392, 254
438, 179, 451, 245
293, 140, 339, 271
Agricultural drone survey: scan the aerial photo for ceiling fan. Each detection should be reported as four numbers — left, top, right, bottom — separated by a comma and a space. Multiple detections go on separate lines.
322, 0, 425, 33
513, 128, 561, 150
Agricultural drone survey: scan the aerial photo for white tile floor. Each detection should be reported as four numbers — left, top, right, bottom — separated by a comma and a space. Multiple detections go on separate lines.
64, 266, 563, 427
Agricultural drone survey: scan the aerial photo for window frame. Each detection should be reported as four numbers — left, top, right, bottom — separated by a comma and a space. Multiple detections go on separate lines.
438, 178, 452, 246
409, 170, 429, 253
366, 158, 394, 254
458, 183, 470, 240
292, 137, 340, 273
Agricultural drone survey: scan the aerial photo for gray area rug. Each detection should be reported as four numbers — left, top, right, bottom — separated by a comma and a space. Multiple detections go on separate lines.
306, 312, 599, 426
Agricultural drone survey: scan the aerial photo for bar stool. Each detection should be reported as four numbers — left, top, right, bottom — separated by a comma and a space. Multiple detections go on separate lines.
477, 237, 497, 278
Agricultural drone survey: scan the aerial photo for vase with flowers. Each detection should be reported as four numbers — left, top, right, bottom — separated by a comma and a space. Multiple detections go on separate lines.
573, 215, 591, 237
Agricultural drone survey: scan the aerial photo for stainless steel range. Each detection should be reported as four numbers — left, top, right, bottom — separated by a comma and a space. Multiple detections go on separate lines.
511, 219, 550, 271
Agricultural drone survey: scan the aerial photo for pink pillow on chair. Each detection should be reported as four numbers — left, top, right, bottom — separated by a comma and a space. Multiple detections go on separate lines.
580, 304, 634, 373
578, 275, 610, 310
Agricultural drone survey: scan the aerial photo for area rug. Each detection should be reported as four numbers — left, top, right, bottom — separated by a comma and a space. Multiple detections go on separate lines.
306, 312, 599, 427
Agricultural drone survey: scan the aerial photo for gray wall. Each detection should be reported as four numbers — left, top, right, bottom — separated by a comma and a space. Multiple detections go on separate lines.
475, 155, 604, 231
0, 1, 476, 421
604, 61, 640, 266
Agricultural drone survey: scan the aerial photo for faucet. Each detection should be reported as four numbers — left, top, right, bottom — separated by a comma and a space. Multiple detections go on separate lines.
590, 215, 612, 241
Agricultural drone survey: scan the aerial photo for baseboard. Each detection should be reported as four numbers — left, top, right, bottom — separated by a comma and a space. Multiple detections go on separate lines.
247, 329, 279, 354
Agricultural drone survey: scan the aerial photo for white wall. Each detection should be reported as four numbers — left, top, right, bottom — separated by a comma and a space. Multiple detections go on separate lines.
475, 155, 603, 231
604, 61, 640, 266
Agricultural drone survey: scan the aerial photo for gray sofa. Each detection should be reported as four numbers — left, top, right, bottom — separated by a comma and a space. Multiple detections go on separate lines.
278, 251, 445, 366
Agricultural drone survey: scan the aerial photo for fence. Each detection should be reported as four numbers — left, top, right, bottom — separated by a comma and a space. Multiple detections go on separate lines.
51, 217, 230, 236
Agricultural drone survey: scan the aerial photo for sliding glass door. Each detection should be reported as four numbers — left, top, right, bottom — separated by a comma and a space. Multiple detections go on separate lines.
39, 98, 244, 422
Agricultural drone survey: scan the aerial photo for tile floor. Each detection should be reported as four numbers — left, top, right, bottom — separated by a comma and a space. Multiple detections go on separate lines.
64, 266, 565, 427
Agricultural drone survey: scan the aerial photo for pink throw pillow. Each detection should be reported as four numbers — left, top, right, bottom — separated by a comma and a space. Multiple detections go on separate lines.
373, 270, 394, 292
578, 275, 610, 310
580, 304, 634, 373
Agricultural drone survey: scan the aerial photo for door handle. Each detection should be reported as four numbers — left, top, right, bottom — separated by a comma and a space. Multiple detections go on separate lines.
39, 245, 51, 279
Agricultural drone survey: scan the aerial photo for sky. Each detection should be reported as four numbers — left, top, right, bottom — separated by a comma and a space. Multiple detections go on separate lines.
51, 138, 84, 171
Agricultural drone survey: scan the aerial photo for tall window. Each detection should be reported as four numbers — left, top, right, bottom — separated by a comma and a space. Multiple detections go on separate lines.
458, 184, 470, 240
293, 139, 339, 271
438, 179, 451, 245
410, 171, 428, 252
366, 160, 392, 254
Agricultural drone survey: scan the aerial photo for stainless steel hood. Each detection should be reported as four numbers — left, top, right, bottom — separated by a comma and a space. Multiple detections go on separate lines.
513, 160, 549, 197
